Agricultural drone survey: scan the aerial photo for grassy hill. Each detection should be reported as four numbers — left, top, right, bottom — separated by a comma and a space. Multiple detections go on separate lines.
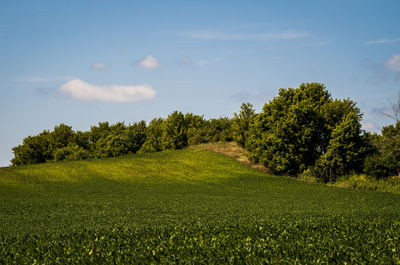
1, 148, 400, 263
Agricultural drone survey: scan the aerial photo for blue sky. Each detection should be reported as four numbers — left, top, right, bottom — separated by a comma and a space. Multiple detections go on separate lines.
1, 0, 400, 166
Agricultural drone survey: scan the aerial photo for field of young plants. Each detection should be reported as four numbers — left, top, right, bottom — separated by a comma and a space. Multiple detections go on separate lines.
1, 149, 400, 263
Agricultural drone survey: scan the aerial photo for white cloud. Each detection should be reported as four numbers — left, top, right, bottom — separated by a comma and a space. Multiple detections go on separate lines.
364, 38, 400, 45
59, 79, 156, 102
385, 54, 400, 72
197, 58, 221, 66
137, 55, 160, 69
91, 62, 107, 70
181, 30, 311, 41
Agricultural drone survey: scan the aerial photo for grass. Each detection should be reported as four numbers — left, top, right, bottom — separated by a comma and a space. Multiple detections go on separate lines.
335, 174, 400, 194
1, 148, 400, 263
199, 141, 400, 195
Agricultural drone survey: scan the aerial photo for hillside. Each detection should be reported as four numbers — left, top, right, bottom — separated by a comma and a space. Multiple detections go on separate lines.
1, 148, 400, 263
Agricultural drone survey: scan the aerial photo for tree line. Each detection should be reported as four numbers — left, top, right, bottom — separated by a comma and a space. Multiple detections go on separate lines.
11, 83, 400, 182
11, 113, 232, 165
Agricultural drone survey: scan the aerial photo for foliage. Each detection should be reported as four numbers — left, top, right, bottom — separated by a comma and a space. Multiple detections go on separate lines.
11, 131, 53, 165
335, 173, 400, 194
2, 219, 400, 264
205, 117, 233, 142
161, 111, 188, 150
185, 113, 206, 145
11, 112, 232, 165
363, 122, 400, 179
245, 83, 364, 178
53, 145, 91, 161
313, 112, 364, 182
139, 118, 164, 153
232, 102, 256, 147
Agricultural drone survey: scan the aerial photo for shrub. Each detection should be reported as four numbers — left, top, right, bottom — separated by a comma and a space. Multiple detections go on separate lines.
54, 145, 91, 161
363, 122, 400, 179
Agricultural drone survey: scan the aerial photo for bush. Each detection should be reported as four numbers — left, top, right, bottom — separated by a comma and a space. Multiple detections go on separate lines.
363, 122, 400, 179
363, 154, 398, 179
54, 145, 91, 161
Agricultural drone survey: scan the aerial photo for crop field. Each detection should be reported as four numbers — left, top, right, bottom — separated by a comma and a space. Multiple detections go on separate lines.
1, 149, 400, 263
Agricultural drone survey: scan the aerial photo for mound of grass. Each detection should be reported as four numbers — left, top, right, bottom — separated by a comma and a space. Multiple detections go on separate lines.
1, 148, 400, 263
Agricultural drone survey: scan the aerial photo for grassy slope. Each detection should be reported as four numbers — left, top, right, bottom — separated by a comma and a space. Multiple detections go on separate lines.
1, 148, 400, 263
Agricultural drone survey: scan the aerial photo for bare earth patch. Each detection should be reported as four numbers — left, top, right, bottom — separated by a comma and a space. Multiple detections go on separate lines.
190, 142, 271, 174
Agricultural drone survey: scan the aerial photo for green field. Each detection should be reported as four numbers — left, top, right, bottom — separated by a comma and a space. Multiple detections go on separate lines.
1, 149, 400, 263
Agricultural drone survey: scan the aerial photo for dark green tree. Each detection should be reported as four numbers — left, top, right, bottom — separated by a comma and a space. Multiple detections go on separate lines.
232, 103, 256, 147
185, 113, 206, 145
11, 131, 52, 165
139, 118, 164, 153
245, 83, 364, 177
314, 112, 364, 182
246, 83, 331, 175
126, 121, 147, 153
53, 145, 91, 161
364, 122, 400, 179
50, 124, 74, 151
161, 111, 188, 150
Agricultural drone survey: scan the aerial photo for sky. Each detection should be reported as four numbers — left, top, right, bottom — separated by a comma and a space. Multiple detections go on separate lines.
1, 0, 400, 166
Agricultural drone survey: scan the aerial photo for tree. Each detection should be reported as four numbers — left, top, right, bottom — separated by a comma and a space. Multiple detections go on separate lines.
246, 83, 331, 175
53, 145, 91, 161
50, 124, 74, 151
245, 83, 364, 177
11, 131, 52, 165
205, 117, 233, 142
185, 113, 206, 145
381, 91, 400, 123
314, 112, 364, 182
363, 122, 400, 179
89, 122, 111, 144
161, 111, 188, 150
126, 121, 147, 153
139, 118, 164, 153
232, 103, 256, 147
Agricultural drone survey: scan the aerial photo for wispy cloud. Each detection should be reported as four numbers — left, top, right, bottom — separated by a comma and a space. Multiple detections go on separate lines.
364, 38, 400, 45
197, 58, 221, 66
385, 54, 400, 72
137, 55, 160, 69
91, 62, 107, 70
20, 76, 74, 83
59, 79, 156, 102
181, 30, 312, 41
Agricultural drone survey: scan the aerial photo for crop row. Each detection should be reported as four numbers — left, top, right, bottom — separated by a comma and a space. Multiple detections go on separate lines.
1, 217, 399, 264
